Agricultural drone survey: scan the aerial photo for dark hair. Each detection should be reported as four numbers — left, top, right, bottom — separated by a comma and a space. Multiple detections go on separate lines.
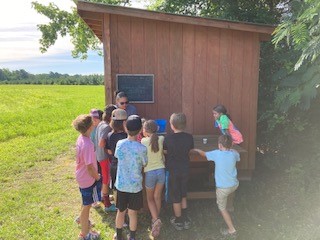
127, 129, 141, 137
97, 110, 103, 121
115, 91, 128, 100
110, 120, 125, 132
144, 120, 159, 153
218, 135, 232, 149
213, 104, 231, 120
103, 104, 117, 123
170, 113, 186, 130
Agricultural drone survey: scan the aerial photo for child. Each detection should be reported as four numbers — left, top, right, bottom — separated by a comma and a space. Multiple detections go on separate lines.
89, 108, 103, 151
95, 104, 117, 212
213, 104, 243, 145
113, 115, 148, 240
193, 135, 239, 237
136, 118, 146, 142
141, 120, 165, 237
106, 109, 128, 200
163, 113, 194, 231
72, 114, 101, 240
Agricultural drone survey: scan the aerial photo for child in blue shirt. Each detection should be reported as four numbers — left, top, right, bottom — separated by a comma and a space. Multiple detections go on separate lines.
113, 115, 148, 240
193, 135, 239, 237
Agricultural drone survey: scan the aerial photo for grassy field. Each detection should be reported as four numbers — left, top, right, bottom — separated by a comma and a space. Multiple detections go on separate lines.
0, 85, 319, 240
0, 85, 107, 239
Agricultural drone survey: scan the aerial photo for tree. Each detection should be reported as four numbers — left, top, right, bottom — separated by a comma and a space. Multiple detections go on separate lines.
271, 0, 320, 112
32, 0, 132, 59
149, 0, 281, 24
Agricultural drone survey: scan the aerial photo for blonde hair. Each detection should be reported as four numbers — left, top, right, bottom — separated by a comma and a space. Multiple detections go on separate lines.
143, 120, 159, 153
72, 114, 92, 134
170, 113, 186, 130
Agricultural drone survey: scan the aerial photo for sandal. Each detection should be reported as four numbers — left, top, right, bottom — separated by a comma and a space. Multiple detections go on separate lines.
75, 216, 95, 228
78, 230, 100, 240
151, 218, 162, 238
220, 228, 237, 238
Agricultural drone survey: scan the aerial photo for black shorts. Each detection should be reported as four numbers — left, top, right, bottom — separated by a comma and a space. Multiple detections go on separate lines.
110, 158, 118, 189
168, 171, 189, 203
116, 190, 143, 212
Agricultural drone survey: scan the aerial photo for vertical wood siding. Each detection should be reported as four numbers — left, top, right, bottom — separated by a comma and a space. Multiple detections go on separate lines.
108, 15, 260, 170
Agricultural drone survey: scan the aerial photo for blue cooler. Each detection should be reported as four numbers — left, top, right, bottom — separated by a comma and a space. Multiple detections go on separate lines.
155, 119, 167, 133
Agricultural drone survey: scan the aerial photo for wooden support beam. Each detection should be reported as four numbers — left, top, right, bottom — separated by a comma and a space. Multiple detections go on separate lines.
103, 13, 113, 105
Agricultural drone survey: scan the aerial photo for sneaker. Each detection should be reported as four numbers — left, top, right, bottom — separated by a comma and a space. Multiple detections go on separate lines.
92, 202, 100, 208
105, 204, 117, 212
113, 233, 124, 240
78, 230, 100, 240
183, 216, 191, 230
151, 218, 162, 237
127, 234, 136, 240
220, 228, 237, 238
75, 216, 95, 228
170, 216, 184, 231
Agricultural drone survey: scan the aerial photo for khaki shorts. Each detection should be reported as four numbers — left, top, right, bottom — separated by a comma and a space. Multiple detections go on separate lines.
216, 184, 238, 211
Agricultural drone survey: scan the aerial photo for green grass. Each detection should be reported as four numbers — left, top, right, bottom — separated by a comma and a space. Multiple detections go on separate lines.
0, 85, 319, 240
0, 85, 106, 239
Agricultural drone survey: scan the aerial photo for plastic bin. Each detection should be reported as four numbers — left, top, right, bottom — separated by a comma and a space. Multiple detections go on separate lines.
155, 119, 167, 133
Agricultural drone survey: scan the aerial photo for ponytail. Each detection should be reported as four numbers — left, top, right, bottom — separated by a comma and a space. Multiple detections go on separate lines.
150, 133, 159, 153
144, 120, 159, 153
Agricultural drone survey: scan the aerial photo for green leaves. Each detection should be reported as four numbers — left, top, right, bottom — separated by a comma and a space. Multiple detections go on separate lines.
31, 0, 128, 59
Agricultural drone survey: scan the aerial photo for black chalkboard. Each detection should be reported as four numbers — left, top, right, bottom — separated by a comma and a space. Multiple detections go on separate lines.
116, 74, 154, 103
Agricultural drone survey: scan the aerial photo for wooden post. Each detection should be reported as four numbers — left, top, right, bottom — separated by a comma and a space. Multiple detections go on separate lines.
103, 13, 113, 105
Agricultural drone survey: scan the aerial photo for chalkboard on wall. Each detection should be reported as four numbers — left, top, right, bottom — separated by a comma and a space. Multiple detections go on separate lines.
116, 74, 154, 103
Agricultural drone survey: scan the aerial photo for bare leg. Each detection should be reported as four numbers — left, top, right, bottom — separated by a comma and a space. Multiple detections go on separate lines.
220, 209, 236, 233
102, 183, 108, 196
181, 197, 187, 209
115, 209, 126, 229
154, 183, 164, 217
146, 187, 158, 221
128, 209, 138, 231
173, 203, 182, 217
80, 205, 91, 236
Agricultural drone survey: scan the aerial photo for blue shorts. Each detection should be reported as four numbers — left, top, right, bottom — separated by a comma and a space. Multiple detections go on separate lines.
145, 168, 165, 189
79, 181, 102, 206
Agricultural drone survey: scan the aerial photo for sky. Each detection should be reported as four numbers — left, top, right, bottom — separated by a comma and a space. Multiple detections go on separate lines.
0, 0, 146, 75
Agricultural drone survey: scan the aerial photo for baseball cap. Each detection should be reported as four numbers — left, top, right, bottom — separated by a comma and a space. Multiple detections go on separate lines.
112, 109, 127, 120
90, 109, 100, 119
126, 115, 142, 131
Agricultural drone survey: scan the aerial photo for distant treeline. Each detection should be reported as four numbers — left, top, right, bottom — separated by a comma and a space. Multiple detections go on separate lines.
0, 68, 103, 85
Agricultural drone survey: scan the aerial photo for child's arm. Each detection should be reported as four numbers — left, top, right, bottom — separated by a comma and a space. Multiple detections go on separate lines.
99, 138, 106, 148
86, 163, 100, 181
190, 149, 206, 158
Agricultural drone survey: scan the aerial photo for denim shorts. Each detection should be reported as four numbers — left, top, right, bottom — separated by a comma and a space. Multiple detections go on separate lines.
79, 180, 101, 206
145, 168, 165, 189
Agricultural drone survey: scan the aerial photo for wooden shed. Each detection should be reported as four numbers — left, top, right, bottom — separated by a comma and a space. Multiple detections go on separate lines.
77, 1, 275, 189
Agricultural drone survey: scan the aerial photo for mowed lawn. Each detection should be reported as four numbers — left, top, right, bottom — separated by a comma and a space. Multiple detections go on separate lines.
0, 85, 108, 239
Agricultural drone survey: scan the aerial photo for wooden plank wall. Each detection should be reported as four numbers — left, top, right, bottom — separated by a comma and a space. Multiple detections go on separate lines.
108, 15, 261, 170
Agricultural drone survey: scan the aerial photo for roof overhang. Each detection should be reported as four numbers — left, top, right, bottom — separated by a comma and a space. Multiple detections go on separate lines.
77, 0, 275, 42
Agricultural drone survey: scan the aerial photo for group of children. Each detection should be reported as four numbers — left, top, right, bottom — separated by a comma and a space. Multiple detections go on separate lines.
72, 103, 242, 240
